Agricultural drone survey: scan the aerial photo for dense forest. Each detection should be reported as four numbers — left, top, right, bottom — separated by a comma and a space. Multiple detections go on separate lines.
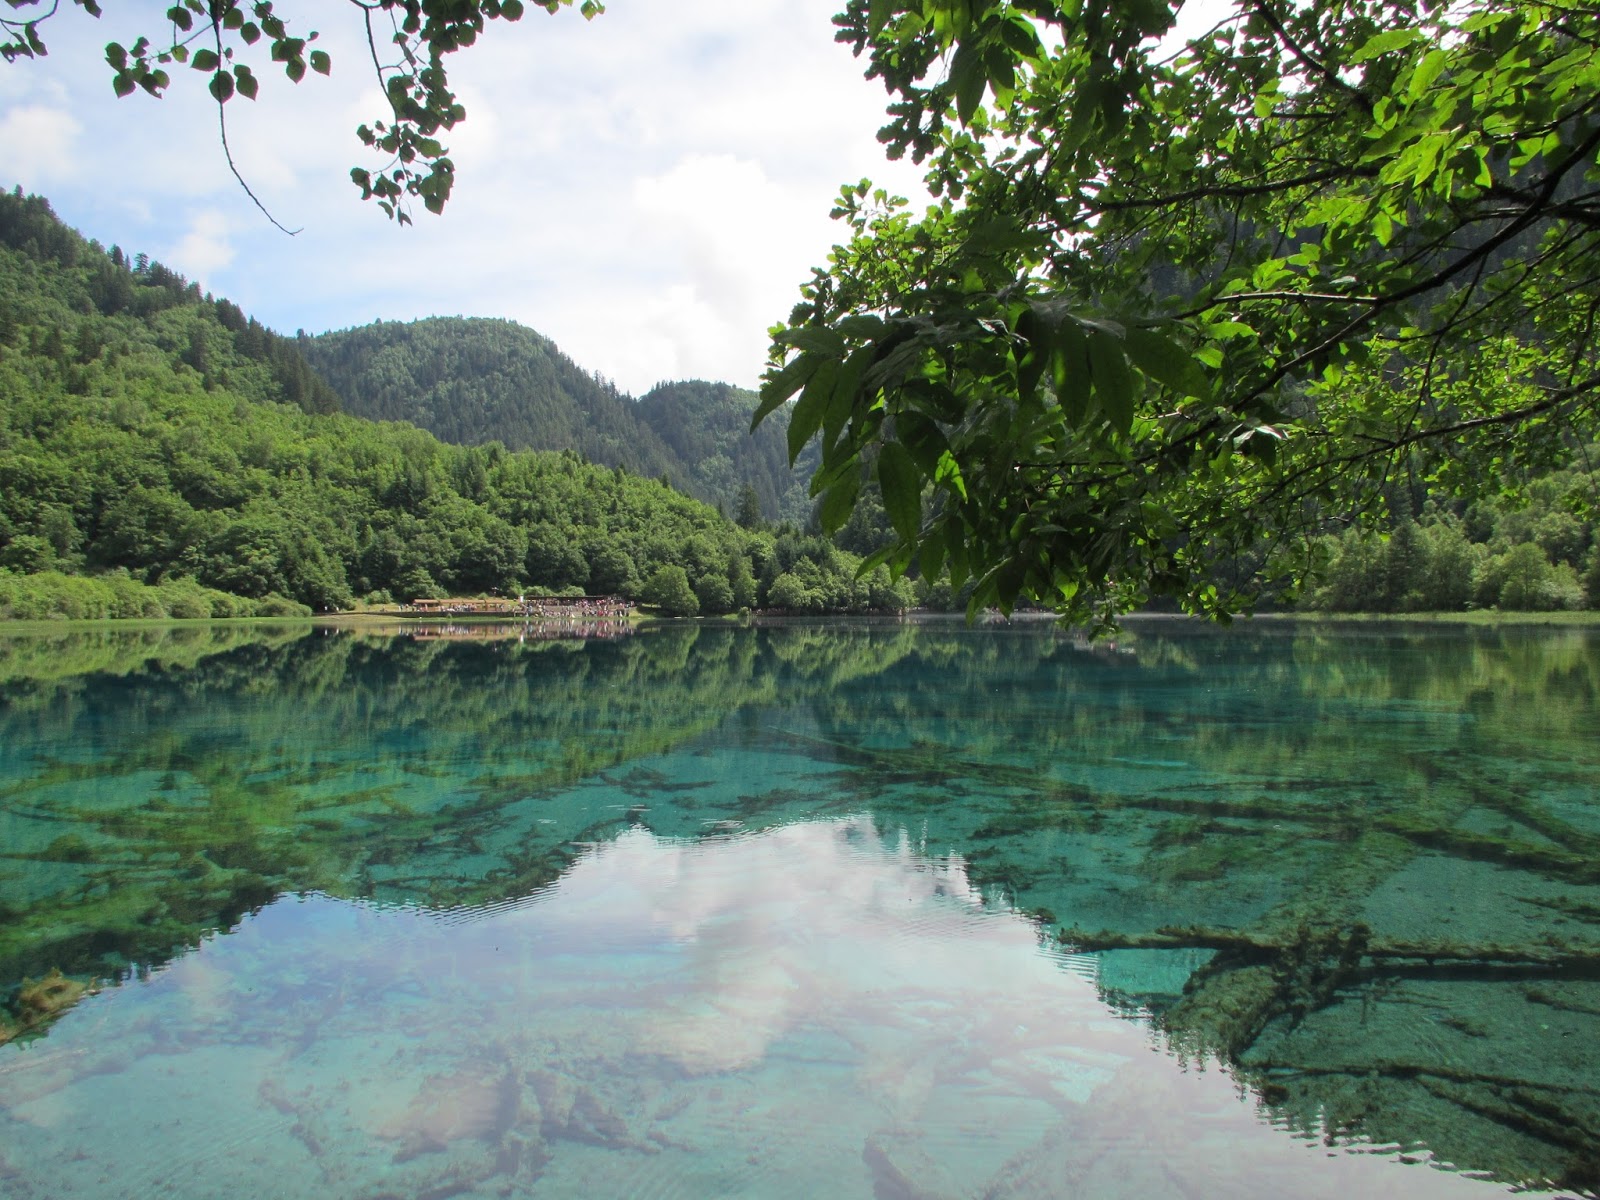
0, 190, 914, 619
1305, 488, 1600, 614
300, 320, 814, 524
1, 187, 1596, 621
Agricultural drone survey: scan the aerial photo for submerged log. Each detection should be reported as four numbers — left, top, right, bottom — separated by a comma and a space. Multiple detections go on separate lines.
1060, 924, 1600, 974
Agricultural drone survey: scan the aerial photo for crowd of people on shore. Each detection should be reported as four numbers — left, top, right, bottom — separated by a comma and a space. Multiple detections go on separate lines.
390, 595, 632, 619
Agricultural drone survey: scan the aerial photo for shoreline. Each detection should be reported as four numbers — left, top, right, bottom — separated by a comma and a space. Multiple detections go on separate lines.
2, 608, 1599, 632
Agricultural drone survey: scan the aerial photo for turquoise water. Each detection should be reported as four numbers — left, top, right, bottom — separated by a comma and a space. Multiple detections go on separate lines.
0, 619, 1596, 1198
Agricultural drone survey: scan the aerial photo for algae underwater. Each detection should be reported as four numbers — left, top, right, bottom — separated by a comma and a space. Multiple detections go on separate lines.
0, 618, 1596, 1198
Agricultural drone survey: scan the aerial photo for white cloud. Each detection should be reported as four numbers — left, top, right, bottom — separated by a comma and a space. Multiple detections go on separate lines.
0, 0, 928, 392
166, 210, 236, 282
0, 104, 82, 186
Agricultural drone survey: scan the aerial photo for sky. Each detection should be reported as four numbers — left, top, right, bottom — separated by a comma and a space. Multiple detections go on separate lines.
0, 0, 929, 394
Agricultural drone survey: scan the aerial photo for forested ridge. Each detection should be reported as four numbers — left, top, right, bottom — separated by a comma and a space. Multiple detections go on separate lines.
2, 186, 1595, 621
0, 190, 914, 619
300, 320, 813, 524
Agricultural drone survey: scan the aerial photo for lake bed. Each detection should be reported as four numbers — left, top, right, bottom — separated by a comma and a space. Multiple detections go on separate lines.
1, 619, 1596, 1198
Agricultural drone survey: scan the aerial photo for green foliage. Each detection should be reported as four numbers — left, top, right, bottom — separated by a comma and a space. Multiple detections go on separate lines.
734, 483, 764, 530
753, 0, 1600, 626
301, 318, 679, 479
1308, 454, 1600, 612
637, 381, 814, 525
1477, 544, 1587, 613
692, 571, 734, 616
299, 328, 812, 520
0, 193, 909, 618
642, 564, 698, 617
0, 569, 309, 620
766, 571, 813, 612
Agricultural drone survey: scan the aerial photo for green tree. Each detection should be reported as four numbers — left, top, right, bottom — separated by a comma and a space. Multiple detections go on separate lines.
734, 484, 763, 530
766, 571, 815, 613
588, 545, 639, 596
728, 552, 759, 610
16, 2, 1600, 624
752, 1, 1600, 624
642, 564, 698, 617
692, 571, 734, 615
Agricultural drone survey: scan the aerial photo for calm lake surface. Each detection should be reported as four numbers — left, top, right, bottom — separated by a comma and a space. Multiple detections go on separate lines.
0, 618, 1596, 1199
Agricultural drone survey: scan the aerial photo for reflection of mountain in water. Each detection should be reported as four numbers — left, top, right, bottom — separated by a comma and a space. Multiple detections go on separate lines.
1, 620, 1597, 1193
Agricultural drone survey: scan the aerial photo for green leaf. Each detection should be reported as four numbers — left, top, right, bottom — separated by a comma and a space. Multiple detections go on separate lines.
785, 325, 846, 356
309, 49, 330, 75
1015, 306, 1049, 401
209, 68, 234, 102
753, 353, 818, 430
854, 543, 899, 579
788, 357, 838, 462
1051, 322, 1092, 428
819, 469, 861, 535
1122, 326, 1209, 400
949, 38, 986, 125
933, 449, 967, 502
191, 48, 219, 72
824, 345, 871, 451
877, 442, 922, 542
1087, 328, 1134, 435
946, 527, 970, 591
1351, 27, 1423, 62
919, 523, 947, 585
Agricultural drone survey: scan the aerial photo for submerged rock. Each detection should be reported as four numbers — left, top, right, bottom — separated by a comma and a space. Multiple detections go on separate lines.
5, 969, 92, 1040
377, 1064, 528, 1161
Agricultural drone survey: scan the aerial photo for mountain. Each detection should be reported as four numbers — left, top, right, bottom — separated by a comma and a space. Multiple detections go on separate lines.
300, 318, 811, 523
0, 188, 914, 619
635, 379, 811, 525
299, 317, 680, 476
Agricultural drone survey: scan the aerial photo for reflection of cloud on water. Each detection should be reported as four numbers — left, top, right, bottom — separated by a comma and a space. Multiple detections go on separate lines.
490, 818, 1495, 1197
562, 818, 1109, 1080
1, 817, 1504, 1199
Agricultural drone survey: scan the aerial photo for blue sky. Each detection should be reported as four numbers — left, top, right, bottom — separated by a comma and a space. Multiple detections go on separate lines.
0, 1, 924, 393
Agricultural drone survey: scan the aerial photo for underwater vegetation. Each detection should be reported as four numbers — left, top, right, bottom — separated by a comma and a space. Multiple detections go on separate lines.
0, 618, 1597, 1193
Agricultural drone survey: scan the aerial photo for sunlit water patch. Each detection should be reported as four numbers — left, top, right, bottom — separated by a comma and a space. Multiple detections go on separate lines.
0, 816, 1505, 1199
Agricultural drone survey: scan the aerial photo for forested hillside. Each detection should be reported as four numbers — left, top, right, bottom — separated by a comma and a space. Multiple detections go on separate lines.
1303, 471, 1600, 614
636, 380, 813, 525
300, 320, 812, 522
3, 187, 1592, 622
299, 317, 680, 478
0, 191, 914, 619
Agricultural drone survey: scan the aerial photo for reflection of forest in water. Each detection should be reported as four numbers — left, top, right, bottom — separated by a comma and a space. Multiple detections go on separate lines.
1, 618, 1597, 1193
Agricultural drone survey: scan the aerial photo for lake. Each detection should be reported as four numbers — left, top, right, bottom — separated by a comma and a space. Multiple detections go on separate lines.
0, 618, 1596, 1199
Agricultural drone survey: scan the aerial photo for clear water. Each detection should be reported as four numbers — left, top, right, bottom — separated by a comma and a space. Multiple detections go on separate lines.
0, 618, 1596, 1198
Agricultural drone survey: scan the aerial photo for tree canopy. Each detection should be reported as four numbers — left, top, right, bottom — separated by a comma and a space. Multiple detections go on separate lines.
755, 0, 1600, 623
9, 0, 1599, 623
